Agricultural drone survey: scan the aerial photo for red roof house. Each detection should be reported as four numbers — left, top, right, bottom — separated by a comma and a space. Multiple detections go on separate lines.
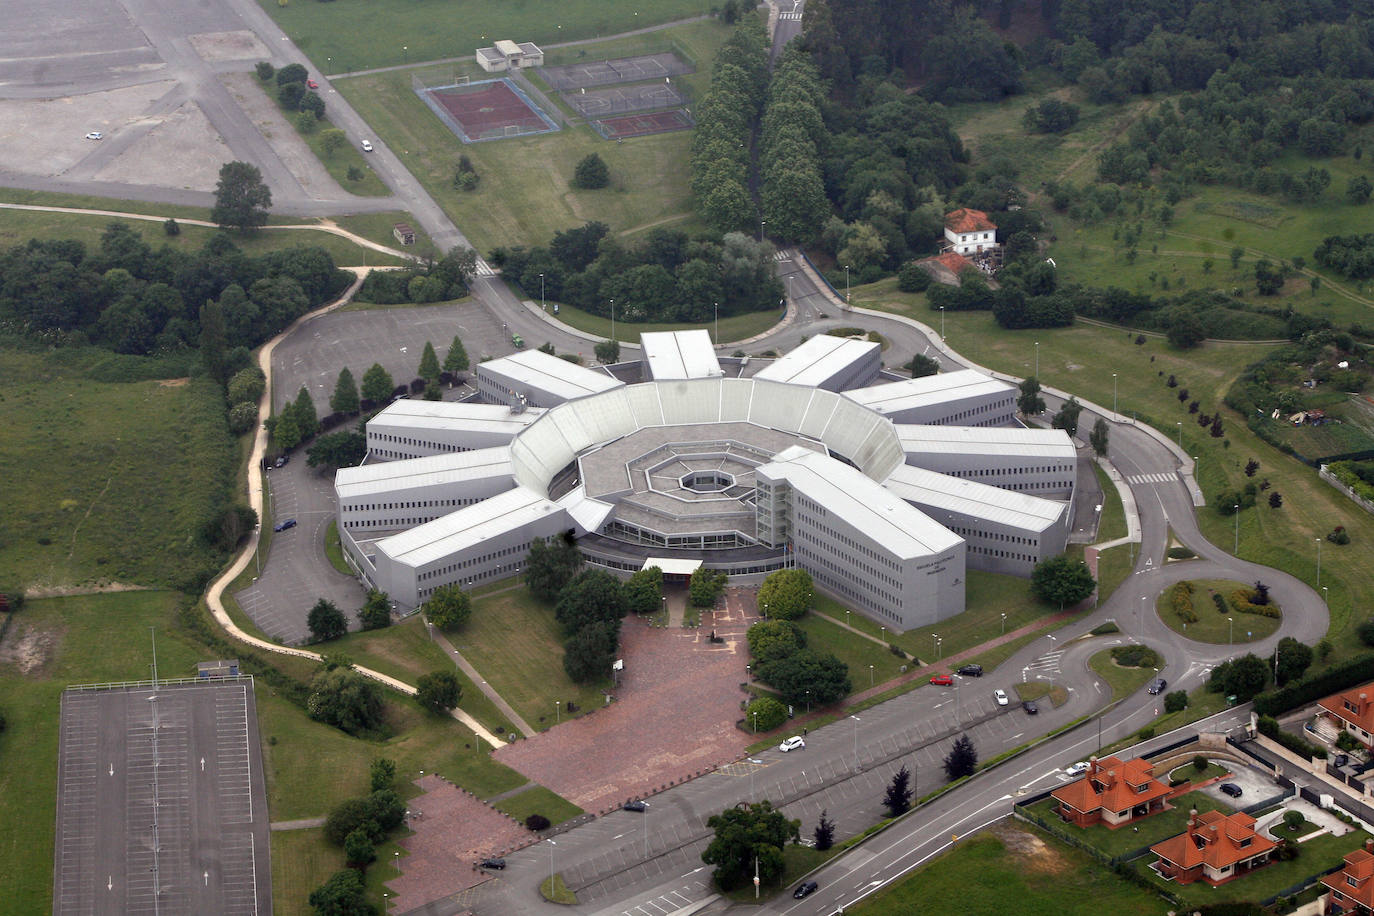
1319, 683, 1374, 750
1150, 809, 1278, 886
1050, 755, 1172, 828
1324, 840, 1374, 914
943, 208, 999, 256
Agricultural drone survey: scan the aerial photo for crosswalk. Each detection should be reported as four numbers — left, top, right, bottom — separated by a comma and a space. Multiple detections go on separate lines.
772, 248, 795, 261
1024, 649, 1063, 678
1127, 472, 1178, 485
473, 258, 497, 278
778, 10, 803, 19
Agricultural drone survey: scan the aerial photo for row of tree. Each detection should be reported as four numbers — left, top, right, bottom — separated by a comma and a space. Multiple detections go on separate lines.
759, 48, 830, 244
355, 247, 478, 305
689, 24, 768, 235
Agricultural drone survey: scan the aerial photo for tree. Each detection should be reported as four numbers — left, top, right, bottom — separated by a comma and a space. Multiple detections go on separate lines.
525, 536, 583, 602
747, 620, 807, 663
594, 338, 620, 364
745, 696, 788, 732
554, 569, 628, 633
443, 335, 470, 376
1167, 313, 1206, 349
1208, 653, 1268, 701
1023, 98, 1080, 133
228, 367, 267, 406
624, 566, 663, 617
1164, 690, 1189, 713
897, 261, 933, 293
307, 667, 385, 734
908, 353, 940, 378
1269, 491, 1283, 508
1254, 259, 1284, 296
1245, 458, 1260, 477
308, 598, 347, 643
360, 363, 394, 404
294, 386, 319, 439
255, 61, 275, 81
572, 153, 610, 189
1283, 810, 1306, 832
308, 870, 375, 916
343, 829, 376, 869
358, 590, 391, 631
328, 367, 360, 415
369, 758, 396, 792
883, 764, 914, 816
1089, 417, 1110, 457
1347, 175, 1372, 205
813, 809, 835, 851
1017, 377, 1046, 416
689, 567, 727, 607
212, 161, 272, 231
307, 431, 366, 470
321, 129, 347, 158
943, 733, 978, 780
415, 670, 462, 713
1274, 637, 1313, 686
1051, 397, 1084, 437
1030, 555, 1096, 609
199, 300, 230, 385
276, 63, 307, 86
563, 619, 620, 684
757, 569, 813, 621
418, 340, 440, 381
323, 789, 406, 845
273, 409, 303, 451
424, 584, 471, 631
701, 800, 800, 891
756, 649, 850, 705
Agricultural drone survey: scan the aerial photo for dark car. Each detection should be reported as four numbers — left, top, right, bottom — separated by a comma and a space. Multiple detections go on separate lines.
1022, 700, 1039, 714
622, 800, 647, 812
1334, 754, 1351, 768
1219, 783, 1243, 798
793, 880, 818, 899
1147, 677, 1167, 695
479, 857, 506, 870
273, 455, 288, 469
957, 664, 983, 677
272, 518, 297, 532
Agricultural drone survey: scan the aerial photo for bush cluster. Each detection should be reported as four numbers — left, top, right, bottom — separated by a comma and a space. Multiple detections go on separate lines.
1229, 588, 1281, 619
1110, 645, 1162, 668
1170, 581, 1197, 623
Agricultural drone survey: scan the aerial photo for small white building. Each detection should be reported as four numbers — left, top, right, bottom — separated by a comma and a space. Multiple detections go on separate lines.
335, 448, 516, 533
844, 370, 1016, 427
753, 335, 881, 392
366, 400, 542, 460
640, 329, 722, 380
475, 40, 544, 73
943, 208, 999, 256
476, 349, 624, 409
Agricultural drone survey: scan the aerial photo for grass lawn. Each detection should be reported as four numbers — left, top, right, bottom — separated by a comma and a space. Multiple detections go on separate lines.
723, 843, 839, 903
537, 300, 784, 348
459, 587, 607, 731
847, 820, 1167, 915
331, 19, 732, 255
1094, 460, 1127, 542
324, 520, 352, 575
1134, 828, 1374, 907
1014, 681, 1069, 707
270, 828, 342, 916
260, 0, 718, 73
794, 611, 908, 693
541, 874, 578, 904
492, 786, 584, 826
1163, 761, 1231, 785
1157, 579, 1283, 645
0, 345, 235, 591
1088, 648, 1160, 702
1021, 792, 1233, 860
330, 211, 434, 256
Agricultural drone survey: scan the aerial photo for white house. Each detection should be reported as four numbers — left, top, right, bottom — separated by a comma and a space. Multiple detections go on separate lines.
943, 208, 999, 256
475, 40, 544, 73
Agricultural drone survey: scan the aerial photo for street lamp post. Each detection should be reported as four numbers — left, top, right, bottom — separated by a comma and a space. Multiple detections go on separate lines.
610, 298, 615, 343
1316, 537, 1322, 590
760, 218, 766, 243
1323, 586, 1329, 607
805, 689, 810, 714
752, 711, 757, 734
1176, 422, 1182, 448
844, 265, 851, 303
713, 301, 718, 346
932, 633, 939, 658
548, 839, 557, 888
850, 715, 860, 769
1001, 612, 1007, 635
1228, 616, 1234, 645
540, 273, 545, 311
555, 700, 560, 724
1034, 341, 1039, 377
1112, 373, 1118, 416
1233, 505, 1240, 554
869, 664, 874, 686
939, 306, 946, 340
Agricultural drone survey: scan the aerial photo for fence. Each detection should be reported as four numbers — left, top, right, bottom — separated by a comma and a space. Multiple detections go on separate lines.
1320, 463, 1374, 517
66, 675, 254, 691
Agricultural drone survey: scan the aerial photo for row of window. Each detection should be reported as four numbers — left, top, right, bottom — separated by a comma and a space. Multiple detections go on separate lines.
418, 540, 531, 583
795, 535, 902, 612
604, 519, 745, 550
805, 558, 902, 623
794, 496, 900, 574
418, 560, 521, 598
344, 496, 483, 514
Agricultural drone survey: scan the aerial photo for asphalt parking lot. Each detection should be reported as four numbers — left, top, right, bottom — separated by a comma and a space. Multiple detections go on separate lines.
1199, 760, 1287, 808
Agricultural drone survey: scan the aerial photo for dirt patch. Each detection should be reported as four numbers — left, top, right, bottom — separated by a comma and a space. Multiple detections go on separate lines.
994, 822, 1071, 876
157, 377, 191, 387
91, 99, 231, 191
0, 81, 176, 177
24, 582, 150, 598
188, 30, 271, 63
0, 619, 62, 675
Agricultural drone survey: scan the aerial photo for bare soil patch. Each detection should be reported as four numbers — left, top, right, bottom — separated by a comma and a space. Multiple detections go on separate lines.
188, 31, 271, 63
0, 619, 62, 676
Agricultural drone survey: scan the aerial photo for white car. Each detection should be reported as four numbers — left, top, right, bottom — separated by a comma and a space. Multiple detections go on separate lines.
361, 139, 373, 152
85, 131, 104, 140
994, 689, 1009, 706
779, 735, 805, 753
1065, 761, 1091, 777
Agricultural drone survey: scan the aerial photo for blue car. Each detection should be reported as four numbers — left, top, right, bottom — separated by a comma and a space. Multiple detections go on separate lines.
273, 518, 297, 532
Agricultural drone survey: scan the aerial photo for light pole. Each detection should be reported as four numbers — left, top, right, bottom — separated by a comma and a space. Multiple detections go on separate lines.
932, 633, 939, 657
937, 636, 943, 659
610, 298, 615, 343
869, 664, 874, 686
850, 715, 860, 769
1176, 422, 1182, 448
1316, 537, 1322, 590
752, 711, 757, 734
805, 689, 810, 714
1112, 373, 1118, 416
844, 265, 851, 303
880, 625, 886, 644
1034, 340, 1039, 377
1233, 505, 1240, 554
845, 609, 850, 629
1140, 595, 1146, 636
547, 839, 557, 888
939, 306, 946, 340
555, 700, 560, 724
1323, 586, 1329, 607
540, 273, 545, 311
759, 218, 766, 242
713, 301, 718, 345
1001, 612, 1007, 635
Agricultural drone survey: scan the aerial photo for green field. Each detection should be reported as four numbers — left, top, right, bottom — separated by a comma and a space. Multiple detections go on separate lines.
848, 820, 1166, 915
332, 19, 732, 255
258, 0, 716, 73
492, 785, 584, 826
793, 611, 909, 694
1156, 578, 1283, 645
1088, 647, 1161, 702
0, 345, 235, 591
459, 587, 608, 730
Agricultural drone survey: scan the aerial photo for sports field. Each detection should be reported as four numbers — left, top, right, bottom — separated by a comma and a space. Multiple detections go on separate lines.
423, 78, 558, 143
594, 109, 694, 139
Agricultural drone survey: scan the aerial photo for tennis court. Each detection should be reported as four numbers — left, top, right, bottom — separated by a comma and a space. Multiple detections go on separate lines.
541, 52, 694, 91
563, 81, 687, 117
420, 77, 558, 143
593, 109, 696, 140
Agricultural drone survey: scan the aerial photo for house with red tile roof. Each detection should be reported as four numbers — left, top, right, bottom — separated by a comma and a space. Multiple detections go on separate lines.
1319, 684, 1374, 750
1050, 755, 1172, 828
1150, 809, 1278, 886
1323, 840, 1374, 914
943, 208, 999, 256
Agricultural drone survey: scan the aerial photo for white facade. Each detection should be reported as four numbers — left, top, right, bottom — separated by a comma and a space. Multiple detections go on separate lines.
476, 349, 624, 409
475, 39, 543, 72
753, 336, 881, 392
756, 447, 965, 631
640, 330, 722, 380
897, 424, 1076, 498
943, 208, 999, 256
335, 448, 515, 533
367, 400, 542, 460
884, 463, 1068, 577
844, 370, 1016, 426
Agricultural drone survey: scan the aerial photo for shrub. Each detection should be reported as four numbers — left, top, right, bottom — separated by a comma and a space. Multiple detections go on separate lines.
1137, 727, 1156, 740
1111, 645, 1162, 668
1170, 582, 1197, 623
255, 61, 274, 81
525, 814, 551, 831
746, 695, 789, 732
572, 153, 610, 189
897, 261, 933, 292
1167, 546, 1195, 559
163, 218, 180, 236
1329, 526, 1351, 545
1166, 691, 1189, 713
1090, 622, 1120, 635
1230, 588, 1281, 618
1192, 754, 1207, 772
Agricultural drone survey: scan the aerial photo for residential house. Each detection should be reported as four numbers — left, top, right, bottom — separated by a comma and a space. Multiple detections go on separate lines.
943, 208, 999, 256
1150, 809, 1278, 886
1319, 684, 1374, 750
1051, 755, 1172, 828
1323, 839, 1374, 914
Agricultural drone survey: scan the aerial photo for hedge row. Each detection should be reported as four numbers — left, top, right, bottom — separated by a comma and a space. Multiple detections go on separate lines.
1253, 653, 1374, 717
1229, 588, 1282, 619
1171, 581, 1197, 623
1257, 715, 1327, 760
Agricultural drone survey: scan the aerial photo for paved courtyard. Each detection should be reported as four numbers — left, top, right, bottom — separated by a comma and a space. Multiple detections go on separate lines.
493, 589, 759, 815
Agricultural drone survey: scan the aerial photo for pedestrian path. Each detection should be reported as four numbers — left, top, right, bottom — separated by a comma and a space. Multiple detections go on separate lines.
430, 627, 537, 738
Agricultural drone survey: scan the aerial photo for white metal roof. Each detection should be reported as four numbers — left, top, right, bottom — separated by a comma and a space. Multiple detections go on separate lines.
375, 486, 564, 568
555, 487, 616, 535
643, 557, 703, 576
844, 370, 1014, 416
760, 446, 961, 558
367, 400, 543, 436
895, 423, 1076, 459
494, 39, 522, 55
752, 336, 879, 387
640, 330, 722, 380
883, 463, 1066, 532
479, 350, 624, 401
335, 448, 513, 500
